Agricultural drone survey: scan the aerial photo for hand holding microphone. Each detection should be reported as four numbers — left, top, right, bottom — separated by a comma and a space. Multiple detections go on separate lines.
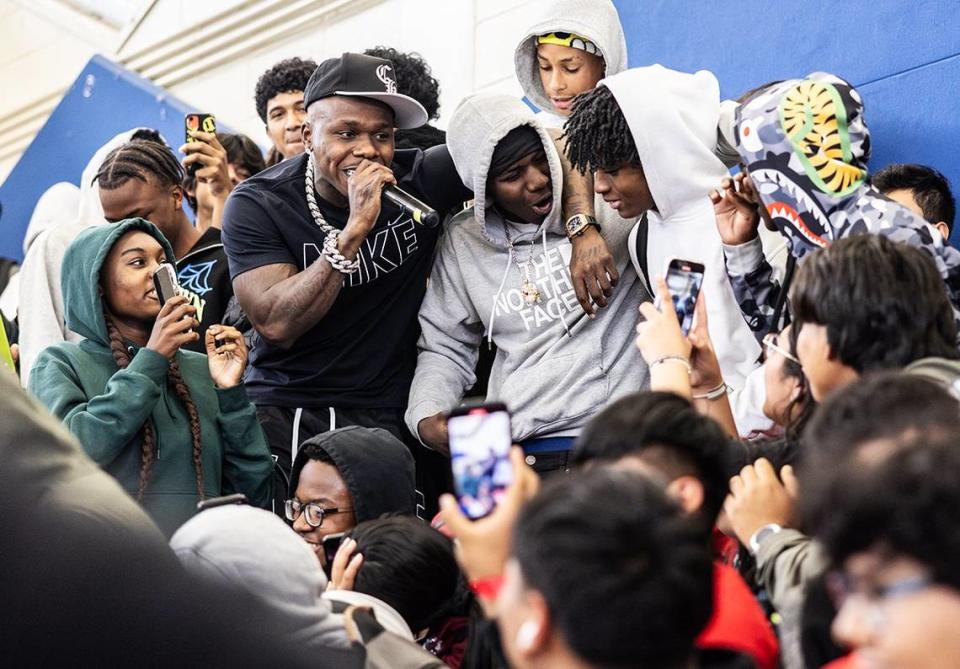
346, 161, 439, 229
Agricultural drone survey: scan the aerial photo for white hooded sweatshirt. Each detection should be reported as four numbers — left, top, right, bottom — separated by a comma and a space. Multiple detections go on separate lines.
170, 505, 350, 651
406, 94, 649, 443
602, 65, 762, 388
0, 182, 79, 323
514, 0, 628, 128
17, 129, 148, 385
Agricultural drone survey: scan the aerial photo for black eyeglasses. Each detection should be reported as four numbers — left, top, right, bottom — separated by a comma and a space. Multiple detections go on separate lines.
284, 499, 352, 528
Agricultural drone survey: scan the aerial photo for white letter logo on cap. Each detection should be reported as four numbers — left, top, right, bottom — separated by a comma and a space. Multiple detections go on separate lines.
376, 64, 397, 94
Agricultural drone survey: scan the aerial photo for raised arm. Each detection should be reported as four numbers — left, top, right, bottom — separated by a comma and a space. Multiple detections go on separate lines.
225, 160, 394, 349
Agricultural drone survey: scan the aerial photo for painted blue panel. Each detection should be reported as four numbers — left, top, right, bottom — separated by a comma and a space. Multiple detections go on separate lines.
613, 0, 960, 245
860, 55, 960, 245
0, 55, 236, 261
614, 0, 960, 99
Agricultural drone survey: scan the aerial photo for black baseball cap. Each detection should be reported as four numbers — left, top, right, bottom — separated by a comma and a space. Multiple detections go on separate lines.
303, 52, 428, 129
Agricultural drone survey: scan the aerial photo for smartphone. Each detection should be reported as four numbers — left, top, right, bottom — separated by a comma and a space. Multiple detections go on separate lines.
447, 402, 513, 520
152, 262, 181, 306
322, 532, 347, 568
197, 493, 248, 512
663, 258, 705, 336
184, 113, 216, 176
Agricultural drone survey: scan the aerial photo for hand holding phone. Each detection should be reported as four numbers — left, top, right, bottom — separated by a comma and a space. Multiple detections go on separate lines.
152, 262, 180, 306
663, 258, 705, 336
448, 403, 514, 519
184, 113, 216, 177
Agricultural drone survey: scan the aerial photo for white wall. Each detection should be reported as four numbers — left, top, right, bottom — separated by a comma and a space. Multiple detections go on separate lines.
0, 0, 553, 181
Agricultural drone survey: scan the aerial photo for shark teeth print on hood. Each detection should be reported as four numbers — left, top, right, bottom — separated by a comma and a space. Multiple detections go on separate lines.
514, 0, 627, 122
733, 72, 929, 259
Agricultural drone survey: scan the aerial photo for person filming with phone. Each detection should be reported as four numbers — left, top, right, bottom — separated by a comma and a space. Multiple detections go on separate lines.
27, 219, 272, 536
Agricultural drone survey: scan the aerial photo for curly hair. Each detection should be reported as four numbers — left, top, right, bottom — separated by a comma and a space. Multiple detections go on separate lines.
105, 316, 205, 501
254, 57, 317, 122
364, 46, 441, 120
94, 138, 183, 191
563, 84, 640, 173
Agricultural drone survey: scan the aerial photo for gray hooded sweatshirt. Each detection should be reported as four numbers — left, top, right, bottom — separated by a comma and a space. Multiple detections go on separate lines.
514, 0, 628, 128
405, 94, 649, 443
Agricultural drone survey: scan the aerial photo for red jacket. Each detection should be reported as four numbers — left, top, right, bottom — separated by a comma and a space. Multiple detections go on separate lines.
697, 563, 780, 669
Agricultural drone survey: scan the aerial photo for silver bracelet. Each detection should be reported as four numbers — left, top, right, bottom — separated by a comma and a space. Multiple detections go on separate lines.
322, 231, 360, 274
692, 382, 727, 400
650, 356, 692, 375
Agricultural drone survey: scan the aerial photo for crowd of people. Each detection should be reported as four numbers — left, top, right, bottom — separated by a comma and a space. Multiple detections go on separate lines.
4, 1, 960, 667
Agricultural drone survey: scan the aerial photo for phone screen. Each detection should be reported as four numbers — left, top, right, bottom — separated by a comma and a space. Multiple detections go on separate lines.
448, 407, 513, 519
665, 260, 705, 336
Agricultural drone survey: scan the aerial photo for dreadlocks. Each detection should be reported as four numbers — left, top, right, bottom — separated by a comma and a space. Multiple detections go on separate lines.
563, 84, 640, 174
94, 138, 184, 191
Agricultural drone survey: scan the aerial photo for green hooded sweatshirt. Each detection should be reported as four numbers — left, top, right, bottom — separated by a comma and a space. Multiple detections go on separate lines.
28, 218, 272, 536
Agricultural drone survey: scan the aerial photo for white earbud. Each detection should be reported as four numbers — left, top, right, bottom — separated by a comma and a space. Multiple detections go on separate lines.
515, 621, 539, 652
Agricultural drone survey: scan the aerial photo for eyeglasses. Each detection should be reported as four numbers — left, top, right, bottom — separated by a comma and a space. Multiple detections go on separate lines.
762, 332, 800, 365
284, 499, 352, 528
826, 571, 932, 628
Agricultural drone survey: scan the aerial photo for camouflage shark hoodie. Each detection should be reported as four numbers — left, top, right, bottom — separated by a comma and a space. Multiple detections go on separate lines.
725, 72, 960, 336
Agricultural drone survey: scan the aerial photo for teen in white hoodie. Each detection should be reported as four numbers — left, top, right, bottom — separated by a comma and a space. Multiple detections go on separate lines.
565, 65, 765, 389
405, 94, 649, 470
514, 0, 628, 128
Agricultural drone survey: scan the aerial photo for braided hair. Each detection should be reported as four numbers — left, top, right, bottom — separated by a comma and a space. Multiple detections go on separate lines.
94, 138, 184, 191
104, 315, 205, 501
563, 84, 640, 174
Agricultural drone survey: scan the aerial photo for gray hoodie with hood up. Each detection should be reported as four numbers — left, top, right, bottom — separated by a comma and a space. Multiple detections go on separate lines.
514, 0, 628, 128
405, 94, 649, 443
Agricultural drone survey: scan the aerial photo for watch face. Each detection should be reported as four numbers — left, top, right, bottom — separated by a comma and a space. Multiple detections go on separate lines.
566, 215, 589, 235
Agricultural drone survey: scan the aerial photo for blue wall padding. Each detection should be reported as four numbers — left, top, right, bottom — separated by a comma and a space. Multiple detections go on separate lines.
0, 55, 236, 261
612, 0, 960, 244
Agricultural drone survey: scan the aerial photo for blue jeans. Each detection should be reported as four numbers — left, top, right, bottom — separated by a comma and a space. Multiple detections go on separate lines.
520, 437, 575, 475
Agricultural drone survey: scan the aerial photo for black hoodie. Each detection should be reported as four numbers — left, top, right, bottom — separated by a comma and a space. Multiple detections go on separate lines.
293, 426, 416, 522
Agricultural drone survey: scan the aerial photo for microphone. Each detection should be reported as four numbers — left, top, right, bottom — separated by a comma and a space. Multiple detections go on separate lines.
382, 184, 440, 228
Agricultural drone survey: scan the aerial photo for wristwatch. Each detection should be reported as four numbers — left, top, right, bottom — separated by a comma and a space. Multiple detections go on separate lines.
748, 523, 783, 555
565, 214, 601, 239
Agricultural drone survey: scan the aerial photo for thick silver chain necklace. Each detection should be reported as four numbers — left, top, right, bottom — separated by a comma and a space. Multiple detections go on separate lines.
304, 155, 360, 274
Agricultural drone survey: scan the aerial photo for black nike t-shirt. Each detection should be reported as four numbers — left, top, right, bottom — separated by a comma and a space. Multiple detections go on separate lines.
221, 148, 469, 409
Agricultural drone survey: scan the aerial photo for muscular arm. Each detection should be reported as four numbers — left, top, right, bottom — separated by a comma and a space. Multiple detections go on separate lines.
232, 259, 343, 350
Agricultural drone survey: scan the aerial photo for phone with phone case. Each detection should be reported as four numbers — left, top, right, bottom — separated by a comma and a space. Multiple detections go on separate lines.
152, 262, 181, 306
322, 532, 347, 568
447, 402, 514, 519
663, 258, 706, 336
184, 113, 216, 177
